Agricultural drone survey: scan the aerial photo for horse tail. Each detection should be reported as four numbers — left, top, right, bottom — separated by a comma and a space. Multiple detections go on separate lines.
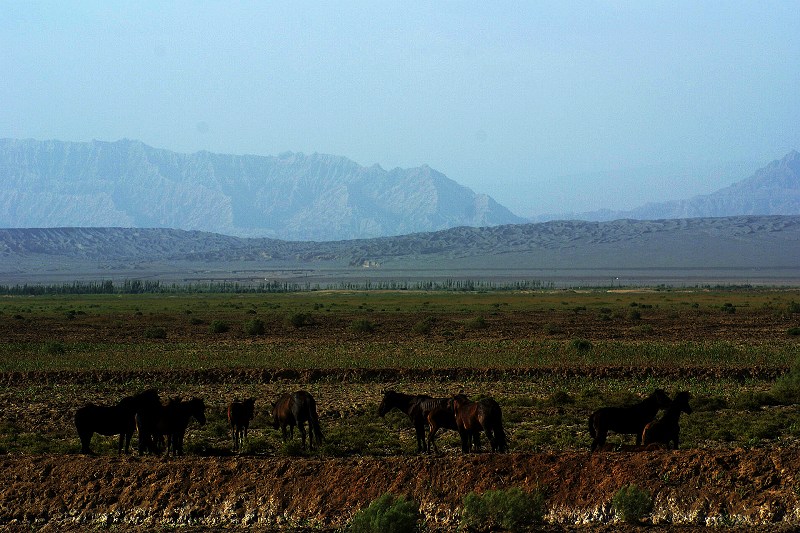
588, 412, 596, 439
308, 399, 324, 445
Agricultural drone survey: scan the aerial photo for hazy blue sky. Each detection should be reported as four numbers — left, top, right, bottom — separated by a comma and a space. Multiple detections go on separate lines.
2, 1, 799, 216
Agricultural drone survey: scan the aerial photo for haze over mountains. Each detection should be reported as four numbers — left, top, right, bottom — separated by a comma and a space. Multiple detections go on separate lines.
0, 138, 524, 241
1, 138, 799, 242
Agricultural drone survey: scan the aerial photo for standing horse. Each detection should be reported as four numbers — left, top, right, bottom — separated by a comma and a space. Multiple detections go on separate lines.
228, 398, 255, 452
137, 397, 207, 456
642, 391, 692, 449
75, 388, 161, 455
378, 389, 433, 453
419, 397, 475, 453
451, 394, 508, 453
271, 390, 323, 450
588, 388, 672, 452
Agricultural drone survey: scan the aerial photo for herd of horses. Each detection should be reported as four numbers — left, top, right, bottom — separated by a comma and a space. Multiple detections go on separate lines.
74, 386, 691, 456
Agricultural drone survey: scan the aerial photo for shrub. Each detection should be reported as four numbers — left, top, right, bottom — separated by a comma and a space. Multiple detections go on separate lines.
787, 301, 800, 314
772, 360, 800, 404
465, 315, 488, 330
627, 309, 642, 321
349, 492, 421, 533
412, 316, 436, 335
461, 487, 546, 532
570, 338, 593, 352
286, 312, 314, 328
351, 319, 376, 334
40, 341, 66, 356
788, 327, 800, 336
243, 318, 266, 336
209, 320, 229, 334
143, 327, 167, 339
611, 484, 652, 524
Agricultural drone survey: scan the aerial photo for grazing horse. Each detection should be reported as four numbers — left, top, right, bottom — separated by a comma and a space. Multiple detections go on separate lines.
272, 390, 323, 450
137, 397, 207, 456
75, 388, 161, 455
642, 391, 692, 449
589, 388, 672, 452
420, 397, 479, 453
378, 390, 433, 453
451, 394, 508, 453
228, 398, 256, 452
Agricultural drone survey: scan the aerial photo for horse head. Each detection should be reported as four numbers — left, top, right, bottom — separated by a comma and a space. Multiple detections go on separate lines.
673, 391, 693, 414
191, 398, 207, 426
651, 389, 672, 408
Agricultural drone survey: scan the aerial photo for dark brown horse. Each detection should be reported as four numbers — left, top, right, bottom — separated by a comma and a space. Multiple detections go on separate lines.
451, 394, 507, 453
378, 389, 433, 453
588, 388, 672, 452
420, 397, 478, 453
137, 397, 207, 456
228, 398, 255, 452
272, 390, 323, 450
75, 388, 161, 455
642, 391, 692, 449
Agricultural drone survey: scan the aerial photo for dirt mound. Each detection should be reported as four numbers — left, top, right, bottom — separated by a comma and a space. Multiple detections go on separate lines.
2, 448, 798, 531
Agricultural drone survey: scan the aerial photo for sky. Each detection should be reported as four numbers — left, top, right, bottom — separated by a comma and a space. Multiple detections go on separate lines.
2, 1, 799, 217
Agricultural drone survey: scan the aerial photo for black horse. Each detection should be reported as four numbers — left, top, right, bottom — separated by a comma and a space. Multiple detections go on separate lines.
137, 397, 207, 456
451, 394, 507, 453
228, 398, 256, 452
642, 391, 692, 449
75, 388, 161, 455
589, 388, 672, 452
271, 390, 323, 450
378, 389, 433, 453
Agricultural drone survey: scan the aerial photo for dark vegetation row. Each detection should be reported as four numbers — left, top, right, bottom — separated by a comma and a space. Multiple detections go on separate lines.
0, 365, 791, 386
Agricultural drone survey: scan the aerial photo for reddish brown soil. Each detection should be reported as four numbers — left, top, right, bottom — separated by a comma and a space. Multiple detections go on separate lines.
1, 447, 799, 531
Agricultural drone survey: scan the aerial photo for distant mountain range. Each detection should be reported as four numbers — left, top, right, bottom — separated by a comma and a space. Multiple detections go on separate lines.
549, 150, 800, 222
0, 138, 524, 241
1, 138, 799, 243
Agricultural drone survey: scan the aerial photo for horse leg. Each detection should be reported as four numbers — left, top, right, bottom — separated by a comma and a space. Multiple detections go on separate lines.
299, 423, 308, 450
79, 431, 93, 455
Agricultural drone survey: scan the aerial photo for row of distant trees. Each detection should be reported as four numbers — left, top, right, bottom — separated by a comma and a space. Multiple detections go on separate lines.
0, 278, 552, 295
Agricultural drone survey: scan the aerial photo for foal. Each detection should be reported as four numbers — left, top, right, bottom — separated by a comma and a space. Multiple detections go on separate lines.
642, 391, 692, 449
228, 398, 256, 452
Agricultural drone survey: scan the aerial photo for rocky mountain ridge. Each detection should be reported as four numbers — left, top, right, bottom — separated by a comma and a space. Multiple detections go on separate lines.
0, 138, 524, 241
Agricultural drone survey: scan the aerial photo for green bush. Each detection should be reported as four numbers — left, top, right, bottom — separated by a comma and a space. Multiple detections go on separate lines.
627, 309, 642, 321
788, 327, 800, 336
412, 316, 436, 335
209, 320, 229, 334
461, 487, 546, 532
570, 338, 592, 352
143, 326, 167, 339
243, 318, 266, 336
465, 315, 488, 330
349, 492, 421, 533
772, 360, 800, 404
611, 484, 652, 524
286, 312, 314, 328
351, 319, 376, 334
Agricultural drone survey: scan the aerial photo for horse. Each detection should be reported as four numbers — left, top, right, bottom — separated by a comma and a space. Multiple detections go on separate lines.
137, 397, 207, 456
588, 388, 672, 452
420, 397, 479, 453
271, 390, 323, 450
451, 394, 508, 453
75, 388, 161, 455
228, 398, 255, 452
642, 391, 692, 449
378, 389, 433, 453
